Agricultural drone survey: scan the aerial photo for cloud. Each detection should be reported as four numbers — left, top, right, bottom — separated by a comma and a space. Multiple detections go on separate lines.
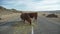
0, 0, 60, 11
24, 0, 59, 11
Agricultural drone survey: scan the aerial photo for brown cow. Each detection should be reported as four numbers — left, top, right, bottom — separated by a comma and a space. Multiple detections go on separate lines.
27, 12, 37, 20
20, 12, 37, 25
20, 13, 31, 25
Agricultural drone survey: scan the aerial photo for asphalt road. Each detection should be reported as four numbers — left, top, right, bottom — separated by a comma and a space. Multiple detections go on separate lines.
34, 16, 60, 34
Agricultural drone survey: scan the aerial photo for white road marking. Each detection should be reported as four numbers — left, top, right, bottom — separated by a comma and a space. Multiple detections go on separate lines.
32, 26, 34, 34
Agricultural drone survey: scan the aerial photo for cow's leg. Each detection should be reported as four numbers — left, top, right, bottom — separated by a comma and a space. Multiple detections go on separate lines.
26, 19, 31, 25
29, 20, 31, 25
23, 19, 25, 24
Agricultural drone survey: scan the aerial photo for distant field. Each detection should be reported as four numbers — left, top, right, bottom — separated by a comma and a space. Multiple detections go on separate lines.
38, 12, 60, 23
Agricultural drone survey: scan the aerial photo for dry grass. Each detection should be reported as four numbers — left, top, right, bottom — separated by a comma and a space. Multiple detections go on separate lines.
0, 13, 21, 22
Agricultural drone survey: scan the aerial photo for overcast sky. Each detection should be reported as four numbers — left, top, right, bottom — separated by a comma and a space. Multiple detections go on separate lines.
0, 0, 60, 11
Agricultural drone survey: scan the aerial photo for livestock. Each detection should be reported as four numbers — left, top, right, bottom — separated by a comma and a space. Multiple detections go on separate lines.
27, 12, 37, 20
20, 12, 38, 25
20, 13, 31, 25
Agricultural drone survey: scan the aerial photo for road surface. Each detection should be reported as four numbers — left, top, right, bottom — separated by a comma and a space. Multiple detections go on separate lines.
34, 16, 60, 34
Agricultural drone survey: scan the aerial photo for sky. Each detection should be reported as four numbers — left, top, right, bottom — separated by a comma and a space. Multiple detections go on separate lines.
0, 0, 60, 11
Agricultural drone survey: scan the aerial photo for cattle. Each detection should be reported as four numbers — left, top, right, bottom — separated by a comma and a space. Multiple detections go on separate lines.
27, 12, 37, 20
20, 13, 31, 25
20, 12, 38, 25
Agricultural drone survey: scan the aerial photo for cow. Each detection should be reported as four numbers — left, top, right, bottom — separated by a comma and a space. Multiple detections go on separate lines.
20, 13, 31, 25
20, 12, 38, 25
27, 12, 37, 20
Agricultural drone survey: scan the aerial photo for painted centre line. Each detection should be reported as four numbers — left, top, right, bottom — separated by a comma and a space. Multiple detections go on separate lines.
32, 26, 34, 34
